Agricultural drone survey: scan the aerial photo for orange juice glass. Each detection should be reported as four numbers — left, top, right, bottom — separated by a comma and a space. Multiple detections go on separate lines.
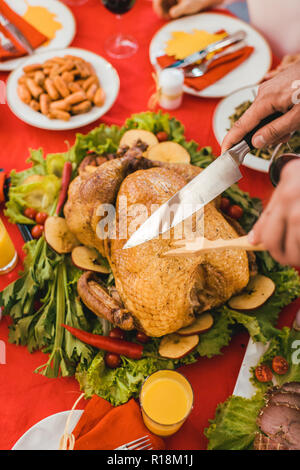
0, 219, 18, 275
140, 370, 193, 437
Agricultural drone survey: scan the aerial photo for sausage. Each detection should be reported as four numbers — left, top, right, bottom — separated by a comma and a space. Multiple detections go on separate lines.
29, 99, 40, 112
39, 93, 50, 115
65, 90, 86, 105
82, 74, 98, 91
26, 78, 43, 99
44, 78, 60, 100
34, 70, 45, 86
49, 99, 71, 111
86, 83, 98, 101
53, 76, 70, 98
17, 84, 32, 104
48, 109, 71, 121
71, 100, 92, 115
93, 87, 105, 107
23, 63, 43, 73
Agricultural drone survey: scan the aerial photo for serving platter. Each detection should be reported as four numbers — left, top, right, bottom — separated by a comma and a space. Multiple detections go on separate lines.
6, 47, 120, 130
149, 12, 272, 98
0, 0, 76, 71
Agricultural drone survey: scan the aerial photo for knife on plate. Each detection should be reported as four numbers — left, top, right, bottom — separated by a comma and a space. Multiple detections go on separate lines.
165, 29, 246, 69
123, 111, 282, 249
0, 13, 33, 55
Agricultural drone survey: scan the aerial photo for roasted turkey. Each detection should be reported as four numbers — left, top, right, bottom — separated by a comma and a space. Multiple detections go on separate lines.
64, 142, 251, 337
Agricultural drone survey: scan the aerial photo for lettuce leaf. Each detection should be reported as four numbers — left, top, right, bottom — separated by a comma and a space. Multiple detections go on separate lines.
204, 392, 264, 450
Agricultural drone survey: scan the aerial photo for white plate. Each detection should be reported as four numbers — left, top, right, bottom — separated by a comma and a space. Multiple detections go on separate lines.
149, 12, 272, 98
0, 0, 76, 71
12, 410, 83, 450
6, 47, 120, 130
213, 84, 270, 173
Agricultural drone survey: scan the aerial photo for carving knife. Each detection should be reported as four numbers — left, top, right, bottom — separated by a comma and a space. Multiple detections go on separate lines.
123, 112, 282, 249
165, 30, 246, 69
0, 13, 34, 55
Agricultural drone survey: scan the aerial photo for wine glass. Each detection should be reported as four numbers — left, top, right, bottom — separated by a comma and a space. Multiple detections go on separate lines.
102, 0, 138, 59
268, 140, 300, 187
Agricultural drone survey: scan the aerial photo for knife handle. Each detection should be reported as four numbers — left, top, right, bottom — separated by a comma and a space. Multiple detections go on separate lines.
243, 111, 283, 150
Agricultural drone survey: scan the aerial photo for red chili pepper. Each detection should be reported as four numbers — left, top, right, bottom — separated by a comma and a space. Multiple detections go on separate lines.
62, 324, 144, 360
0, 171, 6, 204
56, 161, 72, 215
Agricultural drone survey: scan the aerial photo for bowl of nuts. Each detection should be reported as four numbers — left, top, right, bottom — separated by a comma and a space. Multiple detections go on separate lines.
6, 47, 120, 130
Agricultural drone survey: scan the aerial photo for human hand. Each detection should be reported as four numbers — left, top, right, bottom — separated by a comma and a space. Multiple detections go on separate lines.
153, 0, 223, 20
248, 159, 300, 267
221, 61, 300, 152
263, 54, 300, 81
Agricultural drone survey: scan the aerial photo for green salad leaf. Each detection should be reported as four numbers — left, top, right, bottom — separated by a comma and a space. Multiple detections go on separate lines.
204, 392, 264, 450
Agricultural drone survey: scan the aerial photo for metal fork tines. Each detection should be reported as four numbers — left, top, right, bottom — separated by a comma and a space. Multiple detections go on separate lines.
115, 435, 153, 450
0, 31, 17, 53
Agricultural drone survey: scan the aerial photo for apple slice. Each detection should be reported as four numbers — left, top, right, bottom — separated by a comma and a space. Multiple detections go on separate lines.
44, 216, 80, 254
119, 129, 158, 149
159, 333, 199, 359
146, 141, 190, 164
228, 274, 275, 311
177, 313, 214, 336
71, 246, 111, 274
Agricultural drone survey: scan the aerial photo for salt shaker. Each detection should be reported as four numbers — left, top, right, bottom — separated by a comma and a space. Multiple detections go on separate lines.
158, 69, 184, 110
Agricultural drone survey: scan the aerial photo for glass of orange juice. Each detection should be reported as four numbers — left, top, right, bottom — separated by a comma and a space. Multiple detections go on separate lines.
139, 370, 193, 437
0, 219, 18, 275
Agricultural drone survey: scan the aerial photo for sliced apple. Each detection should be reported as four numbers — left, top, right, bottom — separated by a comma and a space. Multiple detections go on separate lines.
159, 333, 199, 359
44, 216, 80, 254
177, 313, 214, 336
146, 141, 190, 164
119, 129, 158, 149
228, 274, 275, 311
71, 246, 111, 274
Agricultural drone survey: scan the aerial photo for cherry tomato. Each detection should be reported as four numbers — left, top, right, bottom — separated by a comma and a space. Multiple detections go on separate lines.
156, 131, 168, 142
220, 197, 231, 213
105, 352, 121, 369
35, 212, 48, 225
255, 364, 273, 383
136, 331, 150, 344
31, 224, 44, 239
109, 327, 125, 340
272, 356, 289, 375
228, 204, 244, 220
24, 207, 37, 220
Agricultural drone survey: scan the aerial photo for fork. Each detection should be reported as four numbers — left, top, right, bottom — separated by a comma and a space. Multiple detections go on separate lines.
114, 435, 153, 450
185, 40, 247, 78
0, 31, 17, 54
163, 235, 265, 257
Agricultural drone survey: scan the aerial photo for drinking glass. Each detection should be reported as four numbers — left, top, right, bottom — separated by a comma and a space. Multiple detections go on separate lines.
0, 219, 18, 275
268, 141, 300, 187
102, 0, 138, 59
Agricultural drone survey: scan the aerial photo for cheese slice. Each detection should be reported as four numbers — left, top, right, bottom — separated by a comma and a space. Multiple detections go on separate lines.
165, 29, 228, 60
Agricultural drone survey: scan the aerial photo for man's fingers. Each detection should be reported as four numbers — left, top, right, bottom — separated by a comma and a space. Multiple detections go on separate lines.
221, 99, 274, 152
152, 0, 167, 18
169, 1, 191, 18
251, 106, 300, 148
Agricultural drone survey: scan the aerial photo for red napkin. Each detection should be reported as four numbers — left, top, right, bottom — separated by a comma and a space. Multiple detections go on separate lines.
0, 1, 48, 61
72, 396, 165, 450
156, 46, 254, 92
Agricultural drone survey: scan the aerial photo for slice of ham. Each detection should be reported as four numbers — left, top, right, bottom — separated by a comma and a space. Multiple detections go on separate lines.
257, 404, 300, 450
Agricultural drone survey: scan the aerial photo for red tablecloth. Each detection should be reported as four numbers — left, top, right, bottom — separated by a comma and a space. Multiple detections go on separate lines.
0, 0, 299, 451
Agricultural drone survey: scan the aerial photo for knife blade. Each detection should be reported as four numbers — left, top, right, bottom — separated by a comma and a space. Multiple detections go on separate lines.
165, 30, 246, 69
123, 111, 283, 249
0, 13, 34, 55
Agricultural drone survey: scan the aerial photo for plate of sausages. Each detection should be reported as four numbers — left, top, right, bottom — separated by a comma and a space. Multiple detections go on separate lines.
6, 47, 120, 130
